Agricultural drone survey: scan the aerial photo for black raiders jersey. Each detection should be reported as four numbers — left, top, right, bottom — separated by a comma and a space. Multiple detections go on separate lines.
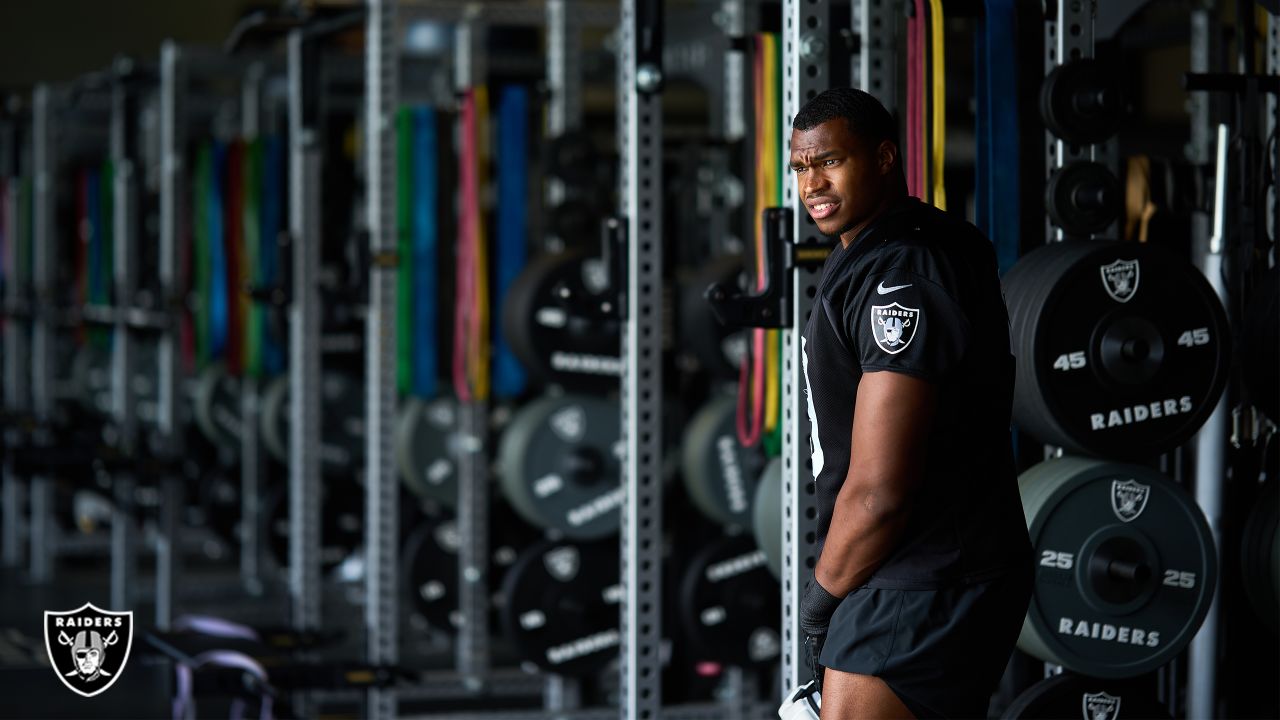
802, 197, 1032, 589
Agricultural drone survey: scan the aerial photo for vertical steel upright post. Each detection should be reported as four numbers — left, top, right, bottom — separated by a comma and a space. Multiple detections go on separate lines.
547, 0, 582, 138
451, 11, 493, 687
856, 0, 896, 110
365, 2, 400, 718
619, 0, 664, 717
109, 65, 139, 608
155, 46, 186, 631
1044, 1, 1109, 243
778, 0, 829, 693
1268, 10, 1279, 254
287, 28, 323, 637
2, 102, 30, 569
239, 60, 266, 594
28, 86, 57, 582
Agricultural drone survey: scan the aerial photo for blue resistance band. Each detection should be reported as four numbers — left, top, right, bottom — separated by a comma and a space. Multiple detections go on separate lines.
412, 107, 439, 399
260, 134, 285, 376
976, 0, 1021, 275
492, 85, 529, 399
210, 141, 229, 359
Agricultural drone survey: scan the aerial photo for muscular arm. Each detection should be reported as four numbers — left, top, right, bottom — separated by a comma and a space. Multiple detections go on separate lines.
814, 370, 937, 597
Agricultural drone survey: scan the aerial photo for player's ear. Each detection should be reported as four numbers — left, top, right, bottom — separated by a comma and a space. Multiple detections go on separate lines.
877, 140, 896, 175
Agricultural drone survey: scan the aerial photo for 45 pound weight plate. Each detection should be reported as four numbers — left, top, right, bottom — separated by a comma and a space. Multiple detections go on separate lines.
1018, 457, 1216, 678
681, 393, 764, 528
1001, 672, 1170, 720
678, 534, 781, 666
395, 396, 460, 507
499, 538, 620, 676
1003, 240, 1229, 458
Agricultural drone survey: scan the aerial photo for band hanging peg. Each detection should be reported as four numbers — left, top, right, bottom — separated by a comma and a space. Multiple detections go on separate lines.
552, 216, 626, 321
634, 0, 664, 94
703, 207, 793, 329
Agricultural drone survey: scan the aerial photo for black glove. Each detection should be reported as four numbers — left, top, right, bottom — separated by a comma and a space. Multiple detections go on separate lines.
799, 579, 843, 690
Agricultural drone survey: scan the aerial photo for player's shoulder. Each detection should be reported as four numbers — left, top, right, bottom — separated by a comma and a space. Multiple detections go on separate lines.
862, 202, 993, 291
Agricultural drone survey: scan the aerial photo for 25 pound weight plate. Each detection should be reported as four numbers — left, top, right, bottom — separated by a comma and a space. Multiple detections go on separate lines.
681, 393, 764, 528
499, 538, 620, 676
1002, 240, 1229, 458
1018, 457, 1216, 678
752, 458, 783, 580
395, 396, 460, 507
1001, 672, 1170, 720
678, 534, 781, 667
193, 363, 242, 452
498, 394, 623, 540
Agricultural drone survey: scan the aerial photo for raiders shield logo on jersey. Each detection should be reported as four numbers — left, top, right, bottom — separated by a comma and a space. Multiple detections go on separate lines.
44, 603, 133, 697
870, 303, 920, 354
1100, 259, 1140, 303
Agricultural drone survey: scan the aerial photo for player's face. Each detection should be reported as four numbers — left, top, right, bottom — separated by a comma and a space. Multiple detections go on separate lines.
790, 119, 896, 241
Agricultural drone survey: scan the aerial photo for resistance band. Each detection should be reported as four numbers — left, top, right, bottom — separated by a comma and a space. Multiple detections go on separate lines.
412, 107, 439, 399
260, 135, 284, 376
225, 141, 247, 376
244, 139, 263, 378
209, 142, 228, 361
193, 143, 212, 367
906, 0, 924, 199
493, 85, 529, 400
974, 0, 1021, 273
928, 0, 947, 210
453, 87, 491, 403
396, 107, 415, 395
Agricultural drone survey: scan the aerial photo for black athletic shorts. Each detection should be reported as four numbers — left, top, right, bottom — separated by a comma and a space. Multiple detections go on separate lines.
819, 569, 1033, 719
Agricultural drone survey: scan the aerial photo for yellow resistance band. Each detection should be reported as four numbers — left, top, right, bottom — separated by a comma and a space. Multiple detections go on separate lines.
760, 33, 781, 436
928, 0, 946, 210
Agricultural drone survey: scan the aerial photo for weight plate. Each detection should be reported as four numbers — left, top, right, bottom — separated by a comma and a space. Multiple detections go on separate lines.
1001, 672, 1170, 720
501, 250, 622, 393
1017, 457, 1217, 678
678, 534, 781, 666
1046, 162, 1120, 236
402, 501, 540, 635
498, 538, 620, 676
681, 394, 763, 528
1002, 240, 1230, 458
1039, 59, 1122, 145
1240, 478, 1279, 634
497, 394, 623, 540
193, 363, 243, 452
262, 477, 364, 572
260, 376, 289, 463
1241, 266, 1278, 422
394, 396, 460, 507
679, 256, 749, 379
752, 458, 783, 580
255, 372, 364, 472
71, 344, 113, 416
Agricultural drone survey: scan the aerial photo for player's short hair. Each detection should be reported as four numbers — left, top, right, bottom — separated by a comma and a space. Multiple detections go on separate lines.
793, 87, 899, 151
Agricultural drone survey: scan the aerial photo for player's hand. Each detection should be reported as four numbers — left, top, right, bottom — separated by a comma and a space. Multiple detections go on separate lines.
799, 578, 842, 690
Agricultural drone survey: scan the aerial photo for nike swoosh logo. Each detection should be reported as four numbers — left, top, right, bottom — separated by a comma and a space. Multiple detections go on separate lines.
876, 281, 912, 295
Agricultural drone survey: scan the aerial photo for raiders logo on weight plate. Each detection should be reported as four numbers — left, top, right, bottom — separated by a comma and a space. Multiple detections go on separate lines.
1111, 479, 1150, 523
44, 603, 133, 697
1082, 691, 1121, 720
870, 302, 920, 354
1100, 259, 1140, 303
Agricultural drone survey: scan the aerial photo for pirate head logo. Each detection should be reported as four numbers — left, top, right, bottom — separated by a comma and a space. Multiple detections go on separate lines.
1082, 691, 1121, 720
870, 303, 920, 355
1100, 259, 1140, 303
44, 603, 133, 697
1111, 479, 1150, 523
